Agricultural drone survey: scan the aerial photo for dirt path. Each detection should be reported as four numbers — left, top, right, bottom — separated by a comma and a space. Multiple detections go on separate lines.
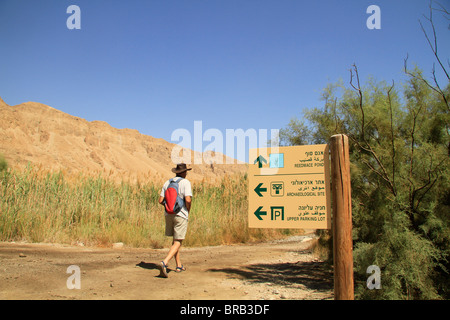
0, 234, 333, 300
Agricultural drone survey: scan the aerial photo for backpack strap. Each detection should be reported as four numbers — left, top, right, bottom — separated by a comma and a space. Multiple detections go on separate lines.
172, 177, 183, 184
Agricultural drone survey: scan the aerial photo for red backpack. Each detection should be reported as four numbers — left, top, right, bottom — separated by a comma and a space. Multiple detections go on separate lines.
164, 178, 184, 214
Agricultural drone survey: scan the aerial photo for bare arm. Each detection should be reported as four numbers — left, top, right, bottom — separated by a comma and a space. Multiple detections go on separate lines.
185, 196, 192, 212
158, 196, 165, 206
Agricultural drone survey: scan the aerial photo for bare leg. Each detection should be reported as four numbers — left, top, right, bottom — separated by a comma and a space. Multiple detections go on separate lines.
174, 244, 182, 268
163, 239, 182, 266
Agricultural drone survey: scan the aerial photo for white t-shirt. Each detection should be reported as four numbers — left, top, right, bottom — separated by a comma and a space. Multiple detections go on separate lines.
160, 177, 192, 220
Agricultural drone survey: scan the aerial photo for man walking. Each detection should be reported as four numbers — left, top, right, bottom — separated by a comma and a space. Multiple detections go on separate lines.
158, 163, 192, 278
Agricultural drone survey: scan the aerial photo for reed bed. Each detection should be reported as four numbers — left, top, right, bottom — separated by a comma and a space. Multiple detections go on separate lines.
0, 166, 301, 248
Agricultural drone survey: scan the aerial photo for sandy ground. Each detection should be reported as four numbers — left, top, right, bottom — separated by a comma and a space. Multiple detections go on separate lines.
0, 234, 333, 300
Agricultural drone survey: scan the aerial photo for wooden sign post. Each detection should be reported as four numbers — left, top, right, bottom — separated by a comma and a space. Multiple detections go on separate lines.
330, 134, 354, 300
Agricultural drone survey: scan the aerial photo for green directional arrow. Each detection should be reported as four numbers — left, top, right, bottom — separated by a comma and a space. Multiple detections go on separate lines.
254, 183, 267, 197
254, 206, 267, 221
254, 155, 267, 168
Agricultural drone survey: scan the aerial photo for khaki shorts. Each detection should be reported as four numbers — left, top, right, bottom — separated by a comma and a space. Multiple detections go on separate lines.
165, 215, 188, 240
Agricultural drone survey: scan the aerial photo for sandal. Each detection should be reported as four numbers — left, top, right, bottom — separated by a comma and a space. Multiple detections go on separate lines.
159, 261, 169, 278
176, 265, 186, 272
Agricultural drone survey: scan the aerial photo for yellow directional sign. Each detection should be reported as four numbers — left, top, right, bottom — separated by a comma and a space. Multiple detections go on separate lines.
248, 145, 331, 229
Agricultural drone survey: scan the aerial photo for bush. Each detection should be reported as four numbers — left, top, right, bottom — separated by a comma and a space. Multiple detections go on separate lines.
280, 67, 449, 299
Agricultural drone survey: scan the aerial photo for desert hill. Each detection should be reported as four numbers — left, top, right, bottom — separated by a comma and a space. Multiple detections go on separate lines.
0, 97, 246, 183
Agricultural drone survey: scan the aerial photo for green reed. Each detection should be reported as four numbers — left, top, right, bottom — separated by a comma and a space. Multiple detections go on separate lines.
0, 166, 300, 248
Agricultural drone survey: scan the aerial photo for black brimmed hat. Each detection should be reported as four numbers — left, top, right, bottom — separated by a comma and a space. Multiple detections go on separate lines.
171, 163, 192, 174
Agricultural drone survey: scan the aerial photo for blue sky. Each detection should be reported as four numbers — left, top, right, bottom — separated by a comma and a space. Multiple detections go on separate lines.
1, 0, 449, 157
